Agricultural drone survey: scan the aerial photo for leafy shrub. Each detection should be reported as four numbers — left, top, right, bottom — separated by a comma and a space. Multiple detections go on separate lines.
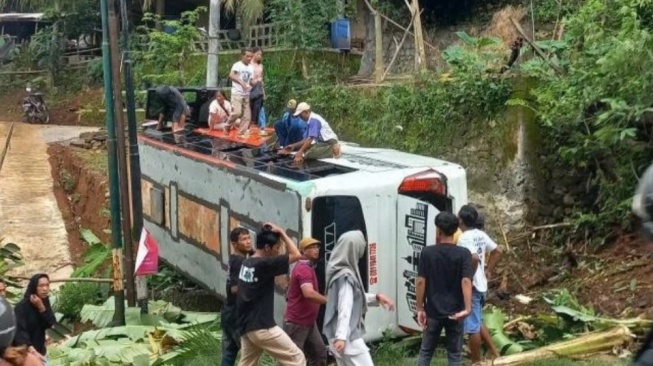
55, 282, 107, 321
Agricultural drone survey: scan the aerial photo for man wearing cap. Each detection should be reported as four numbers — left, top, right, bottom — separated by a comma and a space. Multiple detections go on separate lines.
283, 237, 327, 366
273, 99, 307, 150
281, 102, 341, 163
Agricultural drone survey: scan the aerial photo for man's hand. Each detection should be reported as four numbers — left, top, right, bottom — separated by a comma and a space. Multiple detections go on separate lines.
486, 270, 492, 281
294, 153, 304, 164
417, 310, 427, 329
333, 339, 346, 354
376, 293, 395, 311
30, 294, 46, 312
278, 146, 292, 155
264, 222, 284, 235
449, 309, 470, 322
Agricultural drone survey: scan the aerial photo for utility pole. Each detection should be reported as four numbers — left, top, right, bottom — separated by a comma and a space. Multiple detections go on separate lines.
100, 0, 126, 326
108, 0, 136, 307
206, 0, 221, 87
119, 0, 145, 312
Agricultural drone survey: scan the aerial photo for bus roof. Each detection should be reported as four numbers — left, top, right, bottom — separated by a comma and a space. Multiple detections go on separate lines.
140, 127, 463, 183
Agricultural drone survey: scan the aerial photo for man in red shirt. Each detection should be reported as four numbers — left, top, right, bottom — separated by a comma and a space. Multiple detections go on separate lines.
283, 238, 327, 366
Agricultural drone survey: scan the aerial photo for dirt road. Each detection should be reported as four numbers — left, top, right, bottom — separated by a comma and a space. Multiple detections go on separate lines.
0, 122, 98, 286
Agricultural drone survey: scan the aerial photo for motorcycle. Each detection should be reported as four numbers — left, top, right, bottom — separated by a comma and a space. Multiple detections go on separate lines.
22, 86, 50, 124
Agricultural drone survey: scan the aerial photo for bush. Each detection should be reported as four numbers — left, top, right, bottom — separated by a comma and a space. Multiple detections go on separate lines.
55, 282, 107, 321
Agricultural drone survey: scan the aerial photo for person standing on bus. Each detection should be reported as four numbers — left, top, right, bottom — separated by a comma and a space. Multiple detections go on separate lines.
221, 228, 253, 366
415, 212, 474, 366
249, 47, 266, 131
458, 205, 503, 365
237, 223, 305, 366
226, 48, 254, 136
281, 102, 341, 163
154, 85, 190, 133
323, 230, 395, 366
283, 237, 327, 366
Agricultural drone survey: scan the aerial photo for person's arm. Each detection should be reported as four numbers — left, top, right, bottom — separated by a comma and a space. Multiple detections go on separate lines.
416, 248, 428, 327
266, 223, 301, 263
450, 251, 474, 321
229, 69, 243, 87
471, 253, 480, 274
486, 245, 503, 278
333, 281, 354, 353
301, 283, 327, 305
485, 234, 502, 279
37, 307, 56, 328
229, 257, 243, 294
295, 137, 314, 157
366, 292, 395, 310
416, 276, 427, 327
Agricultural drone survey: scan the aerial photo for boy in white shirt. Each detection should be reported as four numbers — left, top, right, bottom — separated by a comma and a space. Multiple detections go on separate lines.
226, 48, 254, 136
458, 205, 502, 365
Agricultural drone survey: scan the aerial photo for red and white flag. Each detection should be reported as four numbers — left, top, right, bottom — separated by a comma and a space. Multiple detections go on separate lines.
135, 228, 159, 276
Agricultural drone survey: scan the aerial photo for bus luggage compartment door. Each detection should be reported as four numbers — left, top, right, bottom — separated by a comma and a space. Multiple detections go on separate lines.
396, 195, 438, 333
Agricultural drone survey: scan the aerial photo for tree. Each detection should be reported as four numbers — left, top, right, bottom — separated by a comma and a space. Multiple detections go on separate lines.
223, 0, 265, 31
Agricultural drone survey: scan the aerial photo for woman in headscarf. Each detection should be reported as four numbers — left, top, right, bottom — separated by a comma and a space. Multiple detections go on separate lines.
13, 274, 55, 365
323, 231, 395, 366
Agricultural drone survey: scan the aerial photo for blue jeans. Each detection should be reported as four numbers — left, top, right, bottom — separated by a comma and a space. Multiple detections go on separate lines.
464, 289, 486, 334
417, 317, 464, 366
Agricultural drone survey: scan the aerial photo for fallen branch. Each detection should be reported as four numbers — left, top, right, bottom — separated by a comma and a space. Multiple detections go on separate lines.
492, 326, 633, 366
15, 276, 114, 284
0, 123, 15, 175
509, 17, 564, 73
530, 222, 573, 231
382, 9, 421, 80
362, 0, 438, 51
493, 207, 511, 253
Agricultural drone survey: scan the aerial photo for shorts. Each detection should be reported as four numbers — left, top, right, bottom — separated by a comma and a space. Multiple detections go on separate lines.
464, 289, 486, 334
172, 104, 190, 123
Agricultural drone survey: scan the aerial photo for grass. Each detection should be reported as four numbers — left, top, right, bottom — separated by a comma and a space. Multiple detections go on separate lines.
74, 149, 108, 174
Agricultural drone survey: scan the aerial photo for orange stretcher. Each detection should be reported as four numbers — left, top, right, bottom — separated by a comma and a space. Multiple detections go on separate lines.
194, 127, 276, 148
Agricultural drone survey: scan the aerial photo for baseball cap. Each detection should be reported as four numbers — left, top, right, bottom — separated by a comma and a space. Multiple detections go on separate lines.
287, 99, 297, 109
293, 102, 311, 116
299, 237, 320, 251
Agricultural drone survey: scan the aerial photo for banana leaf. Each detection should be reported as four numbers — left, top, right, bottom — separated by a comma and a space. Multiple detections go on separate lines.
550, 305, 653, 332
484, 307, 525, 355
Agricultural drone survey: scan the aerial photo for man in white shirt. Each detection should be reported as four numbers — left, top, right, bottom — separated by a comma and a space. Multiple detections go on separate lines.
226, 48, 254, 136
280, 102, 341, 163
458, 205, 502, 365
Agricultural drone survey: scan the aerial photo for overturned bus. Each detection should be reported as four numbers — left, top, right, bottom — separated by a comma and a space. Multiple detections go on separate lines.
138, 87, 468, 340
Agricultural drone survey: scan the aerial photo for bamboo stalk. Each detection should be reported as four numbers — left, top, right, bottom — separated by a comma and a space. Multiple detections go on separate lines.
492, 326, 633, 366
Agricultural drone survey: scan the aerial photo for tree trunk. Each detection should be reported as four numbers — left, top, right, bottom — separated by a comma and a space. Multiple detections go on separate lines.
155, 0, 164, 30
358, 4, 377, 76
374, 12, 383, 82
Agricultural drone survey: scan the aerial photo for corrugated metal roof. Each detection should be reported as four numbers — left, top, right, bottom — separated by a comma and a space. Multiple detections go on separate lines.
0, 13, 46, 22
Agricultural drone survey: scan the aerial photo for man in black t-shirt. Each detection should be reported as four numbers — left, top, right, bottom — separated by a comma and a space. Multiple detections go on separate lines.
237, 223, 305, 366
415, 212, 475, 366
221, 228, 252, 366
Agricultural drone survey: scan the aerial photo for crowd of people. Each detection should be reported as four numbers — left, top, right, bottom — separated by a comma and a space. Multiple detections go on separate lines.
221, 204, 504, 366
153, 47, 343, 163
